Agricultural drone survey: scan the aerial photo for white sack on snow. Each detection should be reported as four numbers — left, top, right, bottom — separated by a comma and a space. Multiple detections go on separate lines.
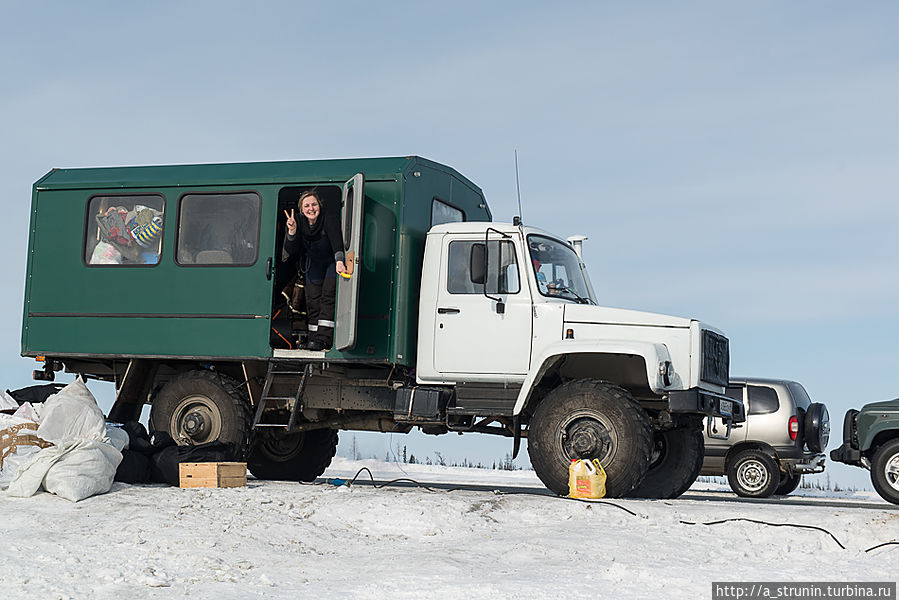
105, 425, 129, 452
36, 379, 106, 445
0, 444, 44, 489
13, 402, 40, 424
43, 440, 122, 502
6, 439, 122, 502
0, 390, 17, 410
6, 442, 69, 497
0, 420, 48, 489
5, 379, 123, 502
0, 412, 32, 430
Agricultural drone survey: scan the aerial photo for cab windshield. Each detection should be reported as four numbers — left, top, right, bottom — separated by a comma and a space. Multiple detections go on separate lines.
527, 235, 594, 304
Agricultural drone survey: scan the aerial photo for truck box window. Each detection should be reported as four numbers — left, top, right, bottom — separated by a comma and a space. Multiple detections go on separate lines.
84, 195, 165, 266
176, 193, 260, 265
447, 240, 519, 295
432, 199, 464, 226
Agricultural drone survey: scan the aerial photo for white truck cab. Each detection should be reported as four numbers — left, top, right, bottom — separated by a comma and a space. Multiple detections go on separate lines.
415, 222, 741, 498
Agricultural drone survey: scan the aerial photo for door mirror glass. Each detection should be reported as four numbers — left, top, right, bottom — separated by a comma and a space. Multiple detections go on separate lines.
470, 243, 486, 285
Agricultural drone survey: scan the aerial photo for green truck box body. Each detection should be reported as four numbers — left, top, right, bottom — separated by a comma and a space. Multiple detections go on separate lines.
22, 156, 490, 367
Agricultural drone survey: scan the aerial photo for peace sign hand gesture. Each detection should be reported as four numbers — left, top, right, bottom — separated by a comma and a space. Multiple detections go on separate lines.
284, 209, 297, 236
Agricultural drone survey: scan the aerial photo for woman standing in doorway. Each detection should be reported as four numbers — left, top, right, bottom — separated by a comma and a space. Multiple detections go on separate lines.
283, 190, 347, 350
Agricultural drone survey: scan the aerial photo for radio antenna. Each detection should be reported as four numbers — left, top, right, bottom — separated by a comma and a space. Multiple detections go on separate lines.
514, 149, 523, 225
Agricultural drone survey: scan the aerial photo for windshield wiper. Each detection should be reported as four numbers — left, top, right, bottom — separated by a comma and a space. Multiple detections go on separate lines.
554, 285, 591, 304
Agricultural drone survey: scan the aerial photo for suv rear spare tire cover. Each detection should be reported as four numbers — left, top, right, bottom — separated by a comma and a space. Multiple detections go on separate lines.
804, 403, 830, 453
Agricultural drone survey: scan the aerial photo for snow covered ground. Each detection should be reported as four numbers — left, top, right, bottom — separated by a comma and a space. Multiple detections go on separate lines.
0, 458, 896, 600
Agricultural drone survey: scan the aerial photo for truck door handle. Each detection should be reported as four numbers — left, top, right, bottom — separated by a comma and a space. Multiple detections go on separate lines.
437, 307, 460, 314
266, 257, 273, 280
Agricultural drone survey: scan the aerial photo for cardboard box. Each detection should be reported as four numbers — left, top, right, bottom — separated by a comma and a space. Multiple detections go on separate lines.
179, 462, 247, 488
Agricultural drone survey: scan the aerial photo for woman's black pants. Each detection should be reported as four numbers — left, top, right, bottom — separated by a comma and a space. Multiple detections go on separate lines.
306, 276, 336, 348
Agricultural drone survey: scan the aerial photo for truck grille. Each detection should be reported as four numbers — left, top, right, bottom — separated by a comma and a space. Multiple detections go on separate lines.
701, 330, 729, 387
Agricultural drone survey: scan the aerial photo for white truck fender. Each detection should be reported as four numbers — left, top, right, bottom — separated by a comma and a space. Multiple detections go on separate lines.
512, 340, 673, 415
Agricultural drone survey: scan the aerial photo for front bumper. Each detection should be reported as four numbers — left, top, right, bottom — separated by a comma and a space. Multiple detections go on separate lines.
830, 409, 862, 466
830, 443, 863, 466
668, 388, 746, 423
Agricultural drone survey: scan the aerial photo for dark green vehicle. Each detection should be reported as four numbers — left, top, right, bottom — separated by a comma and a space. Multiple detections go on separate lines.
22, 156, 740, 497
23, 156, 492, 480
831, 399, 899, 504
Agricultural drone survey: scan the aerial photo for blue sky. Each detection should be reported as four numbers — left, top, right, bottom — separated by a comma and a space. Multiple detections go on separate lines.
1, 2, 897, 486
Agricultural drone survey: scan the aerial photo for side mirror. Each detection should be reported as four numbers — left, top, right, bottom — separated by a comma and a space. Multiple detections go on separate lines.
470, 243, 486, 285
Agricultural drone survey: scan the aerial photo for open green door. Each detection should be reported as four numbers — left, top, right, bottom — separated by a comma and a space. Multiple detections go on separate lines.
335, 173, 364, 351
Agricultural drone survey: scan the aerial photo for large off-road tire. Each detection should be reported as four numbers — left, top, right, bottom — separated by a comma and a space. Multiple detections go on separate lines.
870, 439, 899, 505
627, 427, 704, 499
149, 370, 251, 456
727, 449, 781, 498
527, 380, 652, 498
248, 428, 338, 482
804, 403, 830, 453
774, 472, 802, 496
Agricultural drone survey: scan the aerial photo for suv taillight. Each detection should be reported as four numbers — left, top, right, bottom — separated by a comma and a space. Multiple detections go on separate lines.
789, 415, 799, 441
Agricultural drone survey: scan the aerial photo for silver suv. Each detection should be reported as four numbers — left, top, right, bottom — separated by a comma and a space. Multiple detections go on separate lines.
701, 378, 829, 498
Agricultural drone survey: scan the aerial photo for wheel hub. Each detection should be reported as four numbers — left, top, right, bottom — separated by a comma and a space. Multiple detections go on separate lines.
737, 460, 768, 491
182, 412, 207, 437
561, 415, 614, 462
171, 395, 222, 444
886, 454, 899, 491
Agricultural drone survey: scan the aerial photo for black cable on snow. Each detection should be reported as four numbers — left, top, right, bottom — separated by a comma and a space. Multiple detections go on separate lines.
679, 517, 845, 550
865, 541, 899, 552
307, 468, 899, 553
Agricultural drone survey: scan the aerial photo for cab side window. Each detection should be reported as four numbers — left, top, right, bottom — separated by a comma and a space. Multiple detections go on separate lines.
176, 193, 260, 265
725, 386, 744, 402
84, 195, 165, 266
447, 240, 520, 295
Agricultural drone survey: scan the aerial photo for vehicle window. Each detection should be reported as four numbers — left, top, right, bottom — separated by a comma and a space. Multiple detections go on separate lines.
342, 185, 355, 251
176, 193, 260, 265
84, 195, 165, 266
725, 386, 743, 402
527, 235, 593, 303
747, 385, 779, 415
432, 199, 464, 226
447, 240, 519, 295
787, 382, 812, 410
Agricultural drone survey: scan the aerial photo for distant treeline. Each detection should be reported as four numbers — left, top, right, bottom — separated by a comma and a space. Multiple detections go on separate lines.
343, 435, 526, 471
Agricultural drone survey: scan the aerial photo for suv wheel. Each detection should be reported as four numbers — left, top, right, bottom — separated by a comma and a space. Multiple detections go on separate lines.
727, 449, 781, 498
774, 472, 802, 496
528, 380, 652, 497
870, 439, 899, 505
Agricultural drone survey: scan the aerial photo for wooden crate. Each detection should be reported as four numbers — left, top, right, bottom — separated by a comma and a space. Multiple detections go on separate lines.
179, 462, 247, 488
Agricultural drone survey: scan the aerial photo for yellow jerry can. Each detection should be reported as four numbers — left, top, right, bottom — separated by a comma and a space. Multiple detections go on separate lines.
568, 458, 606, 499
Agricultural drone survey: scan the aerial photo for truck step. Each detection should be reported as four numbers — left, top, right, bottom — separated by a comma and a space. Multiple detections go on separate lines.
447, 383, 521, 416
253, 362, 313, 429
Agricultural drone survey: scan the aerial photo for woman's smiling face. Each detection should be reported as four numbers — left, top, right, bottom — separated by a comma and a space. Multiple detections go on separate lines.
301, 195, 320, 222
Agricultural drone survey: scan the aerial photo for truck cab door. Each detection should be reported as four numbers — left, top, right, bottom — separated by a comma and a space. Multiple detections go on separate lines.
334, 173, 364, 351
433, 231, 532, 375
